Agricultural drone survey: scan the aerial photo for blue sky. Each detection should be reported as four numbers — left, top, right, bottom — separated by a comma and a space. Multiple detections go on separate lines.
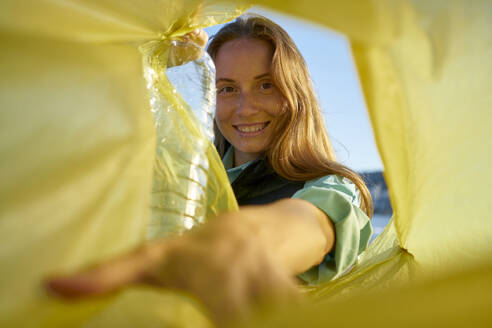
205, 6, 383, 172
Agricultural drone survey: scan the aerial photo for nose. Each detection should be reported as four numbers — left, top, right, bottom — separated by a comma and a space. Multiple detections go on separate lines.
236, 91, 260, 117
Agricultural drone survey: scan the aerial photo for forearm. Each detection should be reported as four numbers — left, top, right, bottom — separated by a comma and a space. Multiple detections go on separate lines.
220, 198, 335, 276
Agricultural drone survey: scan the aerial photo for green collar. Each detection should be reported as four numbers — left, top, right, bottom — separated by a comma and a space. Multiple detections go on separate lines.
223, 147, 255, 183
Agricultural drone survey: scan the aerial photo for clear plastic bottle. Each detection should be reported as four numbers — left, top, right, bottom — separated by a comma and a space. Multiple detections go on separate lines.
141, 39, 221, 239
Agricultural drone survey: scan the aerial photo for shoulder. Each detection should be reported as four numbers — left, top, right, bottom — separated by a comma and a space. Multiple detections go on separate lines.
299, 175, 361, 207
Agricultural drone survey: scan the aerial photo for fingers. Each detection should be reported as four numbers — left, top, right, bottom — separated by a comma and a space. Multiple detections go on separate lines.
181, 29, 208, 48
46, 243, 166, 298
167, 29, 208, 67
192, 29, 208, 48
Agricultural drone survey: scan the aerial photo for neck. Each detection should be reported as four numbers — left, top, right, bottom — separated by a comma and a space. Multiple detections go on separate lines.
233, 149, 260, 167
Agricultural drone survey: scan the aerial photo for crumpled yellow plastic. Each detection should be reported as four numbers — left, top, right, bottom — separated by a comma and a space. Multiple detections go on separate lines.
0, 0, 245, 327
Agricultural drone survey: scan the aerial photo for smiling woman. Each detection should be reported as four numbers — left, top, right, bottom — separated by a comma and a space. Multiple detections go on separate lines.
208, 15, 373, 213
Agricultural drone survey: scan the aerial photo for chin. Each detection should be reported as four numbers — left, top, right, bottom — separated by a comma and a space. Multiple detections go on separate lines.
234, 145, 265, 156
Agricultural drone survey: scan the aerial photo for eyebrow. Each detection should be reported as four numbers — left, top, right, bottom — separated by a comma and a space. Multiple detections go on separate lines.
254, 73, 270, 80
215, 73, 271, 83
216, 78, 235, 83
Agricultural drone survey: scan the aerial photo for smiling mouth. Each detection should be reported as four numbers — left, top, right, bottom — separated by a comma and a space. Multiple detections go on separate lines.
233, 122, 270, 134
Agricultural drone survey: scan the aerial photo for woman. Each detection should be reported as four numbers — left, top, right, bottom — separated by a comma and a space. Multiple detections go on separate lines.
48, 14, 373, 323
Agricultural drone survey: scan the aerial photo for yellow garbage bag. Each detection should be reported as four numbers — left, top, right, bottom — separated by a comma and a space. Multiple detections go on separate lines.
2, 0, 492, 326
0, 1, 245, 327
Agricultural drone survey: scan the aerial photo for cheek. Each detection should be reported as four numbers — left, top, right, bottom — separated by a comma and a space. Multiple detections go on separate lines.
214, 101, 234, 134
263, 95, 286, 117
215, 101, 229, 123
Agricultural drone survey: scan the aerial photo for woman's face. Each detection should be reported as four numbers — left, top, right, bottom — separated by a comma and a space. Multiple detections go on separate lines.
214, 38, 285, 166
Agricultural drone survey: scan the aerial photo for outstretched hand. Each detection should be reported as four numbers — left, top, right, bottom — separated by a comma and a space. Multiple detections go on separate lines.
46, 214, 299, 324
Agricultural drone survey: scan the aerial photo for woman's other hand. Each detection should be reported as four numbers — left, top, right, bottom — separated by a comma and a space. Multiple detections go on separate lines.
167, 29, 209, 67
46, 214, 299, 324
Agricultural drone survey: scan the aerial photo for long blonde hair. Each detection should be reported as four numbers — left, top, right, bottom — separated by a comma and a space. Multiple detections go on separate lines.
208, 14, 373, 217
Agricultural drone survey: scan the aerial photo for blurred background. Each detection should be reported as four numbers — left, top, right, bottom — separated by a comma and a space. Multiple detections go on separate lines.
205, 6, 392, 240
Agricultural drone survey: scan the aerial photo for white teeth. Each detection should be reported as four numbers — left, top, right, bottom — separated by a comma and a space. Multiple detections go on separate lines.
237, 123, 267, 133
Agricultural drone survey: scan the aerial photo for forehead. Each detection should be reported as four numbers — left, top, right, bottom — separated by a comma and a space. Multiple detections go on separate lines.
214, 38, 274, 78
